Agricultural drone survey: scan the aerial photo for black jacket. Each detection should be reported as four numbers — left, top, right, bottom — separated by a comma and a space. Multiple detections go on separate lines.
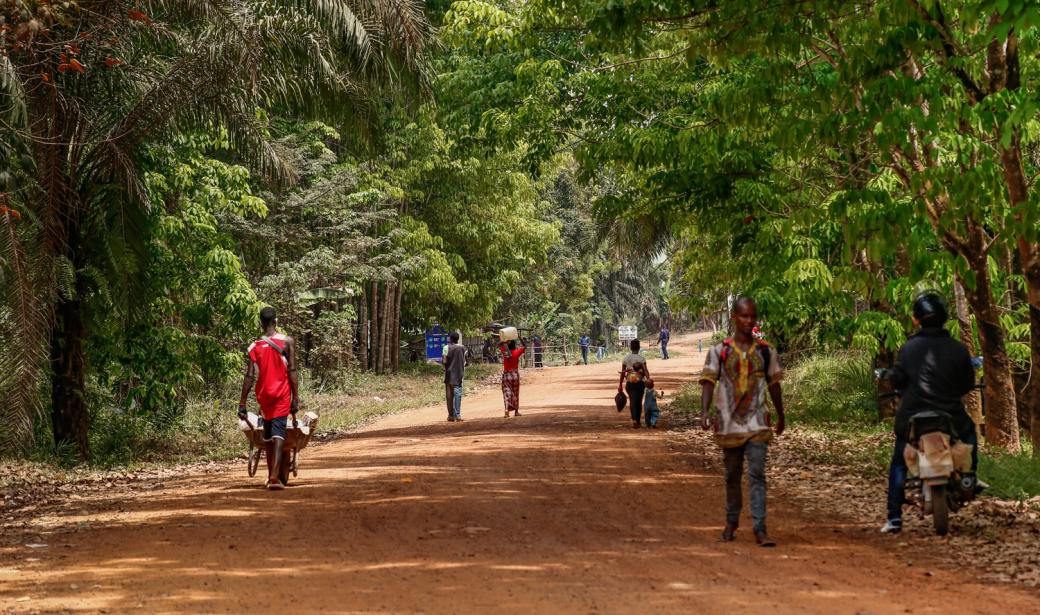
890, 327, 976, 441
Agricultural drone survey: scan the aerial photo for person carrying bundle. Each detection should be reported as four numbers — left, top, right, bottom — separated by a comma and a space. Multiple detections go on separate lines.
500, 336, 527, 417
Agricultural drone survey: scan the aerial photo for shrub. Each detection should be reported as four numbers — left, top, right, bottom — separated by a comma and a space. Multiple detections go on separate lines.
783, 351, 877, 425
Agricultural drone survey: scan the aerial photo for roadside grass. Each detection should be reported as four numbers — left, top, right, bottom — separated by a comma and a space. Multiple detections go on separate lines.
670, 350, 1040, 500
84, 362, 500, 468
978, 445, 1040, 500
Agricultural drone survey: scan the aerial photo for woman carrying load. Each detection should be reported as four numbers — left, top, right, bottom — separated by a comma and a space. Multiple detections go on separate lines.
617, 339, 650, 428
500, 337, 527, 417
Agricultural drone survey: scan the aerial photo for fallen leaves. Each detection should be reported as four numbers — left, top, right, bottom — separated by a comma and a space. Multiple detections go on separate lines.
127, 8, 152, 24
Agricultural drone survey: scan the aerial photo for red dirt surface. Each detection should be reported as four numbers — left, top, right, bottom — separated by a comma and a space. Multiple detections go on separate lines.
3, 336, 1038, 613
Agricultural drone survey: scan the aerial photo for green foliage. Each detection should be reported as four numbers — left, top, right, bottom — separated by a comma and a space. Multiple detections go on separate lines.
370, 109, 561, 330
978, 448, 1040, 500
309, 309, 359, 387
0, 0, 433, 456
783, 352, 879, 425
86, 137, 265, 415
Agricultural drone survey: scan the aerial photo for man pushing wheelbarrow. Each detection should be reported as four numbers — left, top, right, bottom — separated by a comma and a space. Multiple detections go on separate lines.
238, 307, 299, 491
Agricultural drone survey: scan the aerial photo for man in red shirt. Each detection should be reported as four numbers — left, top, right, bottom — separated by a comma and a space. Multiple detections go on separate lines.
238, 307, 299, 490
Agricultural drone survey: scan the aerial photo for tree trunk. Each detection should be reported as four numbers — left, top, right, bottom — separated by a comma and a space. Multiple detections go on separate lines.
874, 347, 899, 420
380, 281, 392, 373
993, 61, 1034, 453
371, 280, 380, 374
959, 263, 1020, 451
953, 279, 983, 433
50, 295, 91, 460
392, 279, 402, 373
358, 291, 368, 372
1026, 305, 1040, 457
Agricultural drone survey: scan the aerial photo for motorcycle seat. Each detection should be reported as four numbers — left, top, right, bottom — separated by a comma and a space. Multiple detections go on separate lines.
908, 409, 956, 442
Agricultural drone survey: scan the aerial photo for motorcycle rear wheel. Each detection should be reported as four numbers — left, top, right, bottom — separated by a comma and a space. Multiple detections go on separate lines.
931, 484, 949, 535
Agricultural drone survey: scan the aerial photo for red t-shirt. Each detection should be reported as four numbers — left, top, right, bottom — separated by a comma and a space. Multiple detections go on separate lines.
248, 335, 292, 420
500, 344, 525, 372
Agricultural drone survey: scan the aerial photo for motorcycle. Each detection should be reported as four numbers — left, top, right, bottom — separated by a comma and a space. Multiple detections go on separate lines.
877, 363, 983, 535
900, 409, 978, 535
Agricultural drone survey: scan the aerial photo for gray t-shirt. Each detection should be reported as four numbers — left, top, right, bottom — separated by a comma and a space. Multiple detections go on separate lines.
621, 353, 646, 382
444, 344, 466, 386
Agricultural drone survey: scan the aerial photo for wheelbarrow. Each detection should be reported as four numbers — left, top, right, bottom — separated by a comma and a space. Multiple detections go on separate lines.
239, 411, 320, 478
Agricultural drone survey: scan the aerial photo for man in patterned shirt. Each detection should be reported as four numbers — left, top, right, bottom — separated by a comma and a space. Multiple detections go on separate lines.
700, 297, 785, 546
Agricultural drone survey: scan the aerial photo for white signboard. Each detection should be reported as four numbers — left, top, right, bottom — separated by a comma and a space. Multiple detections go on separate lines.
618, 325, 638, 342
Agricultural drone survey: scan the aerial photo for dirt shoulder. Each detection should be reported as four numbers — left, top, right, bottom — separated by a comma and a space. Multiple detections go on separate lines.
2, 335, 1038, 614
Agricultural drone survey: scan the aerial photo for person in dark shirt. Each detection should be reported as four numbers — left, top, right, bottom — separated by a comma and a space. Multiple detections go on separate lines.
579, 334, 591, 365
879, 292, 977, 534
657, 326, 671, 359
443, 332, 466, 422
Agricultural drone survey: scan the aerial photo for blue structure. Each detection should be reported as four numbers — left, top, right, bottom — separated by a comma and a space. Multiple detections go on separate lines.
425, 324, 449, 362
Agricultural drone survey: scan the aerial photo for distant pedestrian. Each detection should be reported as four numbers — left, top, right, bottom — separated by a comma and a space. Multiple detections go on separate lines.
443, 332, 466, 422
700, 297, 785, 547
644, 377, 663, 428
657, 326, 671, 360
579, 334, 591, 365
533, 334, 544, 368
617, 339, 650, 428
500, 338, 527, 417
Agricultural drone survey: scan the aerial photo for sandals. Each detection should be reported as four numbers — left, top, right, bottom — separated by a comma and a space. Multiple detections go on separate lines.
266, 480, 284, 491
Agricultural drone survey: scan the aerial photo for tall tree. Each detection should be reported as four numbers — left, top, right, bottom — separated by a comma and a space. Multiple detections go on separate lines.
0, 0, 431, 458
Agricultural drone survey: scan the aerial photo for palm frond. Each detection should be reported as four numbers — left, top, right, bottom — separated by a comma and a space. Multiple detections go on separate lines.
0, 215, 51, 453
0, 55, 28, 128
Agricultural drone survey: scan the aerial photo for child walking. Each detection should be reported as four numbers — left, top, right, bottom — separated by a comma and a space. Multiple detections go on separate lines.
643, 378, 663, 428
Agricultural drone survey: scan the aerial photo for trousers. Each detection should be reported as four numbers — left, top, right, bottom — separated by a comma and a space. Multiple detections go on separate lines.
723, 441, 768, 532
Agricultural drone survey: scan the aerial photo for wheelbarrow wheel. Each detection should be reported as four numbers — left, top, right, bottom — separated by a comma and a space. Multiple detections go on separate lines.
248, 446, 263, 477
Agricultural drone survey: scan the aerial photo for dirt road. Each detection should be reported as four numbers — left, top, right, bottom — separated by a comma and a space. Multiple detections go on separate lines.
3, 337, 1039, 614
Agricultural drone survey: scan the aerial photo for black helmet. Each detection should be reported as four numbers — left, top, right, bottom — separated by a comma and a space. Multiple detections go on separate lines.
913, 292, 949, 327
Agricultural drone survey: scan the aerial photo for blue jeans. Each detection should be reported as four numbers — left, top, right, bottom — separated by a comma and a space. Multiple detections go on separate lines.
886, 427, 977, 522
581, 346, 589, 364
661, 341, 669, 359
445, 384, 462, 419
724, 441, 768, 532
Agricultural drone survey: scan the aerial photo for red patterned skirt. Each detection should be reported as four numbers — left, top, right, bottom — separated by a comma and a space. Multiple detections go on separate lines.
501, 370, 520, 412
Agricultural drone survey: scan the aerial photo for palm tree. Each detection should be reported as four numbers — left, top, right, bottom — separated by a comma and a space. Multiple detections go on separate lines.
0, 0, 430, 458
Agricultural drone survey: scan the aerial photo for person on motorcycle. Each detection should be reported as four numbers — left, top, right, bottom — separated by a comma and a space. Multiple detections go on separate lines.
879, 292, 978, 534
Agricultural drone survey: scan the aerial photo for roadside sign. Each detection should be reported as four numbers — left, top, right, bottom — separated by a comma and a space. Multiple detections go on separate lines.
618, 325, 638, 342
425, 324, 449, 362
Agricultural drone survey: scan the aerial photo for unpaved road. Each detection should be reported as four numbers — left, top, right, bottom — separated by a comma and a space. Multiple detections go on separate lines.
3, 336, 1039, 614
